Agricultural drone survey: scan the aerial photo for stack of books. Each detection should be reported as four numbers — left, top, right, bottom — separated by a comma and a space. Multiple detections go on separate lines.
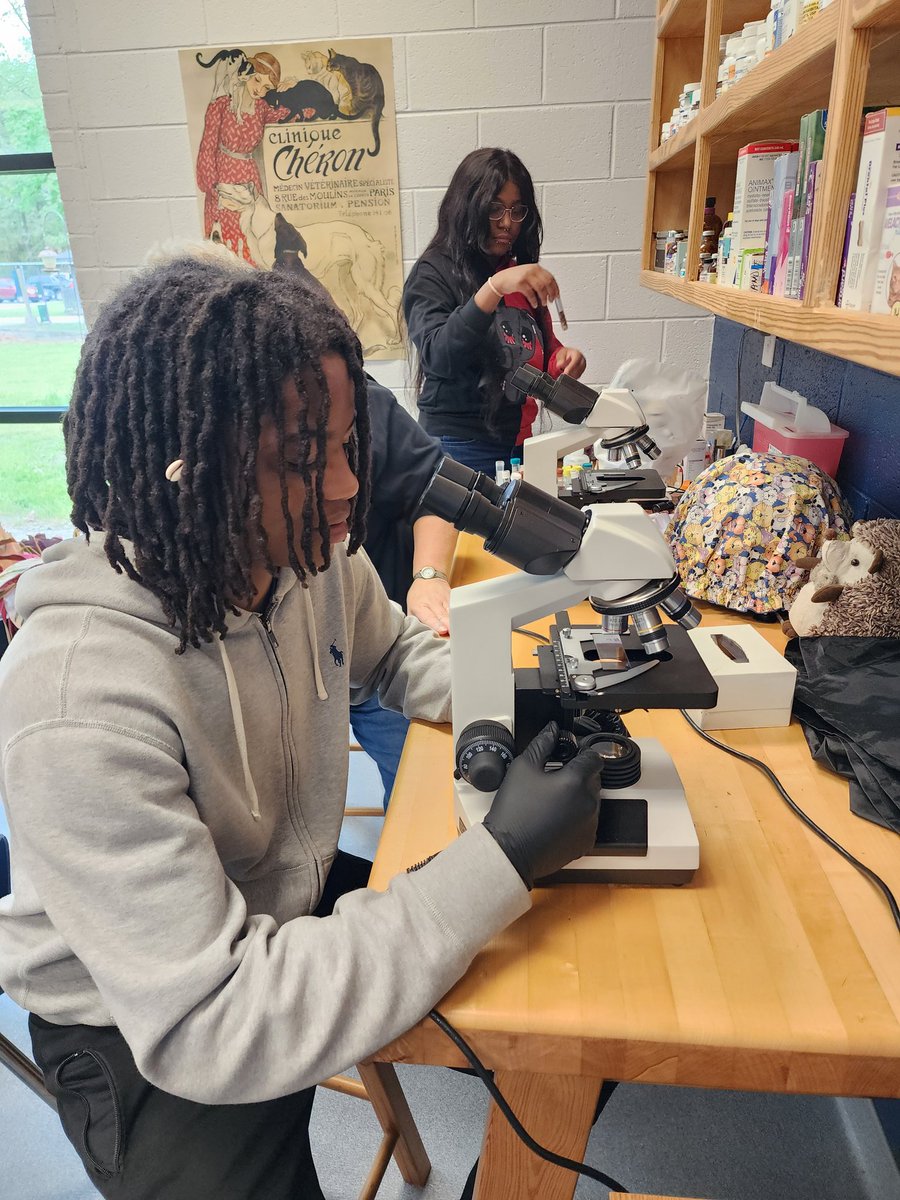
718, 106, 899, 313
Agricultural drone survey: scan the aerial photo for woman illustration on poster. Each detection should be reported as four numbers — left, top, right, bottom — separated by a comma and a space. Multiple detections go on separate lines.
195, 50, 291, 263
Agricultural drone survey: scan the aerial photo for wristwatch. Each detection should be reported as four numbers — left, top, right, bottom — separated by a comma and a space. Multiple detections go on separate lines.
412, 566, 448, 582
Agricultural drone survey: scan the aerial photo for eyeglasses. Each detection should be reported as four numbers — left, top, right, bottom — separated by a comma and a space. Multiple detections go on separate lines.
487, 203, 529, 223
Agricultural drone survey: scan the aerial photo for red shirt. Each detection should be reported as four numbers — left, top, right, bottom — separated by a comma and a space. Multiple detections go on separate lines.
492, 260, 565, 445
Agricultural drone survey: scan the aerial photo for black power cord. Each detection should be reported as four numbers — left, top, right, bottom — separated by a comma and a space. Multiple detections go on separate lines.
427, 1008, 629, 1195
680, 710, 900, 934
512, 626, 551, 644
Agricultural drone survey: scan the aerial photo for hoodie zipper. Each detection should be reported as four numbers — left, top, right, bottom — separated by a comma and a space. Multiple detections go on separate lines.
259, 603, 279, 648
256, 597, 322, 896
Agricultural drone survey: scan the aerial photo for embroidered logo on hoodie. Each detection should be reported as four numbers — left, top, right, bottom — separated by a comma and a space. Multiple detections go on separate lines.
329, 640, 345, 667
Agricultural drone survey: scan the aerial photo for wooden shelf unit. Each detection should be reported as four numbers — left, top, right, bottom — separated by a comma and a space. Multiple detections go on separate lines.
643, 0, 900, 375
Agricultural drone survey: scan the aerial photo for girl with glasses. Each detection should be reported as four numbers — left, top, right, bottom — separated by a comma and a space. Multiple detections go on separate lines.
403, 147, 587, 475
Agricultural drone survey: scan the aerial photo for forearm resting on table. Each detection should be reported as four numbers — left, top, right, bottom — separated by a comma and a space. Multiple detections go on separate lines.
407, 516, 457, 634
412, 515, 457, 578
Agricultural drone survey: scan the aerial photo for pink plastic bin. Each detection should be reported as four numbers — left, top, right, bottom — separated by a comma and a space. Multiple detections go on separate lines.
742, 384, 849, 479
750, 424, 849, 478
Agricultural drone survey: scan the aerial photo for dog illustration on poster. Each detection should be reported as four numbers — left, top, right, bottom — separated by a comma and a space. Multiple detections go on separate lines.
212, 181, 400, 353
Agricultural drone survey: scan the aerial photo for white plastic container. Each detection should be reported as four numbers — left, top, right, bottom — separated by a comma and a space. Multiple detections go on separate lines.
740, 382, 849, 476
685, 626, 797, 730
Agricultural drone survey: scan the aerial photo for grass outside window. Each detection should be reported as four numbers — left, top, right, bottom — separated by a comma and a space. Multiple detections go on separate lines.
1, 338, 81, 536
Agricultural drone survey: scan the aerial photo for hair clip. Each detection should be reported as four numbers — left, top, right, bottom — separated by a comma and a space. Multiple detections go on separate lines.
165, 459, 185, 483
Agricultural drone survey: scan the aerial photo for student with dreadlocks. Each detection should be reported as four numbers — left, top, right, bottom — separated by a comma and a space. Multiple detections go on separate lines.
0, 253, 603, 1199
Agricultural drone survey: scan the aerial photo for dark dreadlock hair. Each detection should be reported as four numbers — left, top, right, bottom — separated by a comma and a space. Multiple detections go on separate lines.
411, 148, 543, 434
65, 253, 371, 653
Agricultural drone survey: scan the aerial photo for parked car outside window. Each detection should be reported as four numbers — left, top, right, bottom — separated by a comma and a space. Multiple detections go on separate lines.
26, 274, 64, 301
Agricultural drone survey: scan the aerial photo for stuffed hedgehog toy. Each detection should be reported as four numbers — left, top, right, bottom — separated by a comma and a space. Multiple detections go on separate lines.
783, 520, 900, 638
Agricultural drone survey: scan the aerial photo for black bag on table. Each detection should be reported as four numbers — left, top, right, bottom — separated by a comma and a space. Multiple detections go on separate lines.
785, 637, 900, 834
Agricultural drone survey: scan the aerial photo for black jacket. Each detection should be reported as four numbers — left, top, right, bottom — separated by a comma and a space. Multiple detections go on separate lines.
363, 376, 443, 609
402, 249, 523, 447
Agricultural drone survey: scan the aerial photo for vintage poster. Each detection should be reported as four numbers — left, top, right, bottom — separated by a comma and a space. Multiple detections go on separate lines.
178, 37, 403, 359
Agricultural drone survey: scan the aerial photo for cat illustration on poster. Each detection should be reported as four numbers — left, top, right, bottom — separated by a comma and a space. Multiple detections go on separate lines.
324, 49, 385, 156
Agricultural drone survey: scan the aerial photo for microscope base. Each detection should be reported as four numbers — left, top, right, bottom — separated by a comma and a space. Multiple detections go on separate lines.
455, 738, 699, 886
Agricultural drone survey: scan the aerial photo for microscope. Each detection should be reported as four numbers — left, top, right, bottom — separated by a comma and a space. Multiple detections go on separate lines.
514, 364, 668, 506
418, 458, 718, 885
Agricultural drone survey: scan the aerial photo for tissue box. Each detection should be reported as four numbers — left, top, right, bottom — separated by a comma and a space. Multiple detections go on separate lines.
685, 625, 797, 729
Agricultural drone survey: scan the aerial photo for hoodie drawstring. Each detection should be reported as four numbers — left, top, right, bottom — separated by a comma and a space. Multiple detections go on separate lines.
218, 639, 261, 821
303, 588, 329, 701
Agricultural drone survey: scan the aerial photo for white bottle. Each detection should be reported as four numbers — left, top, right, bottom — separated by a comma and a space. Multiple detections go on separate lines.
681, 438, 709, 483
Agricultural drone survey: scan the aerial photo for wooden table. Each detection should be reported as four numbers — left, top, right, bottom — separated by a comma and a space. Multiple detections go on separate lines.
369, 534, 900, 1200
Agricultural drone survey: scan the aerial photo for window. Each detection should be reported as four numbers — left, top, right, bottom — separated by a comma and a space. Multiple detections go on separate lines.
1, 0, 86, 538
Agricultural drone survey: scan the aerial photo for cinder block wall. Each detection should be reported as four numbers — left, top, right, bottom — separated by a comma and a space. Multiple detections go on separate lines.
25, 0, 713, 399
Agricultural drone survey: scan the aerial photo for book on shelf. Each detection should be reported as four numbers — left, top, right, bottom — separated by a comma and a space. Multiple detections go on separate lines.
836, 193, 856, 307
764, 151, 799, 294
797, 160, 819, 300
841, 108, 900, 311
773, 175, 796, 297
786, 109, 827, 299
728, 140, 799, 289
870, 184, 900, 316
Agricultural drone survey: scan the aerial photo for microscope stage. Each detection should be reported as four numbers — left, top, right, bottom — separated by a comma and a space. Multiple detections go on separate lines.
455, 738, 699, 886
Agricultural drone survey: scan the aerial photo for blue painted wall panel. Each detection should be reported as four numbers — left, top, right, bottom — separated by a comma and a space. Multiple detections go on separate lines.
707, 318, 900, 520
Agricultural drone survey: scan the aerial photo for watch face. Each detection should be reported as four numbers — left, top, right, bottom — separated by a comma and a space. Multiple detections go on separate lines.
419, 567, 436, 579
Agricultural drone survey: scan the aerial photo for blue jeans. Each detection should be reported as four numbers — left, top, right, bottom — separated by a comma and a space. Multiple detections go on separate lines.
349, 693, 410, 809
438, 436, 514, 478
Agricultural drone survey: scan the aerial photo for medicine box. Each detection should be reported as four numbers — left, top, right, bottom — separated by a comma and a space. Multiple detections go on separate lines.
685, 625, 797, 730
728, 140, 798, 287
841, 108, 900, 311
870, 183, 900, 315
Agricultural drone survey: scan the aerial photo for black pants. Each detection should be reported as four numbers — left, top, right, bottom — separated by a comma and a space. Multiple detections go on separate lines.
29, 851, 372, 1200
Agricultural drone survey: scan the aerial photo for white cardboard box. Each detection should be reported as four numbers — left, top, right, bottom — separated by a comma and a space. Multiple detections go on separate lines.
727, 140, 798, 287
685, 625, 797, 730
870, 182, 900, 315
841, 107, 900, 312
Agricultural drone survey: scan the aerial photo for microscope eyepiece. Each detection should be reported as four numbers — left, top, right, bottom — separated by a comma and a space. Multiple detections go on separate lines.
433, 455, 504, 504
509, 364, 598, 425
417, 471, 504, 544
417, 457, 588, 575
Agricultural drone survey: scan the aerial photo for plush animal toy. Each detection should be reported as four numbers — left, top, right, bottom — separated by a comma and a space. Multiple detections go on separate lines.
783, 520, 900, 638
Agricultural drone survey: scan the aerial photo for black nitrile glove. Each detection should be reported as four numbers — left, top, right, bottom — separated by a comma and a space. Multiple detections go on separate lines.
483, 721, 603, 889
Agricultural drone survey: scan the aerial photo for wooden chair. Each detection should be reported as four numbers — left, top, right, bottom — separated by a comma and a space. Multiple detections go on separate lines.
0, 836, 429, 1199
345, 739, 387, 817
321, 1064, 430, 1199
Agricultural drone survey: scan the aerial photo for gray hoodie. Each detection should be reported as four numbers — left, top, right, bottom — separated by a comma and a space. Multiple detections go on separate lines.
0, 537, 529, 1103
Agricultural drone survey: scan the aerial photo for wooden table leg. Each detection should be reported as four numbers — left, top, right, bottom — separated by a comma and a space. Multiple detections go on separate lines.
357, 1061, 431, 1186
473, 1071, 602, 1200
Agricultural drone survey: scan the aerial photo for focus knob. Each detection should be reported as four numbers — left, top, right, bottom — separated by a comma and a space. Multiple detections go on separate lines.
455, 721, 516, 792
